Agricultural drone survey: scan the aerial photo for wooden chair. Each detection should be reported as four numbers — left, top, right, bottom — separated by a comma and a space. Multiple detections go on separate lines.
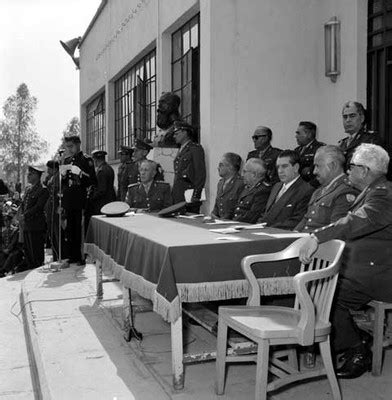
367, 300, 392, 376
216, 238, 345, 400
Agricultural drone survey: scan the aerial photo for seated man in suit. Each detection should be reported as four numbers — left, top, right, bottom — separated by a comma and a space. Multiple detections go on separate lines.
258, 150, 314, 229
126, 160, 172, 212
296, 145, 359, 232
211, 152, 245, 220
233, 158, 272, 223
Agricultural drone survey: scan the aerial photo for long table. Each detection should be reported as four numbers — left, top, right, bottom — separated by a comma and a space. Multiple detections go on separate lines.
85, 213, 302, 389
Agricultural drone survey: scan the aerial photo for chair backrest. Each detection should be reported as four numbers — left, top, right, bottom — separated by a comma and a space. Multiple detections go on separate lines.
241, 238, 345, 345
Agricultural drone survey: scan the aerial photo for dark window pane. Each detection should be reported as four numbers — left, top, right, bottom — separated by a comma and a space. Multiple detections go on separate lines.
172, 31, 182, 61
172, 60, 182, 91
86, 92, 105, 154
372, 0, 383, 13
372, 15, 384, 31
373, 33, 383, 46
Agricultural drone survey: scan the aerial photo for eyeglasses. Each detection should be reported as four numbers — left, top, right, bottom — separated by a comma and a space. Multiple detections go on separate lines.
349, 162, 368, 170
252, 135, 268, 140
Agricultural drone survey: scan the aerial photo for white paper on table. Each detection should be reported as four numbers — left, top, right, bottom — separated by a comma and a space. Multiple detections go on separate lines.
215, 236, 245, 241
205, 220, 238, 225
252, 232, 309, 239
209, 227, 240, 234
232, 223, 267, 230
184, 188, 206, 202
176, 214, 204, 219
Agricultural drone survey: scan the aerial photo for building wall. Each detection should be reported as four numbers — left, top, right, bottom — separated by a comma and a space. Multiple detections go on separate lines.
79, 0, 367, 213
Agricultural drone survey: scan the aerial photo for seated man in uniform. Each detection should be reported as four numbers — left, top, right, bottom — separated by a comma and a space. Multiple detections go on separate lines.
296, 145, 359, 232
233, 158, 271, 223
247, 126, 281, 184
258, 150, 314, 230
299, 144, 392, 379
211, 152, 244, 220
126, 160, 172, 212
294, 121, 325, 187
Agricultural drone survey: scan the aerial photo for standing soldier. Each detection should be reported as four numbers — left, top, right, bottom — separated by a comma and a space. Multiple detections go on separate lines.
117, 145, 134, 201
62, 136, 96, 265
45, 160, 63, 261
172, 121, 206, 213
88, 150, 116, 216
129, 139, 164, 184
20, 166, 49, 269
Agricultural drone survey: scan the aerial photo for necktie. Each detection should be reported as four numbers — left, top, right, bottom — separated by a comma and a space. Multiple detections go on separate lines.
275, 184, 286, 203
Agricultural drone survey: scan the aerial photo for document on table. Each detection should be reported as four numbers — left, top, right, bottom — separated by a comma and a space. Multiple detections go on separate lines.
204, 220, 238, 225
209, 227, 240, 234
232, 223, 267, 230
252, 232, 310, 239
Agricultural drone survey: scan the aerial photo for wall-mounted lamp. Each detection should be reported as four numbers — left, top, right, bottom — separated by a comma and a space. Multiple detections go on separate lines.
60, 36, 81, 70
324, 17, 340, 83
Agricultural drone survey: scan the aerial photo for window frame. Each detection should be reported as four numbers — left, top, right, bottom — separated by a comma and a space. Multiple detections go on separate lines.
86, 92, 106, 154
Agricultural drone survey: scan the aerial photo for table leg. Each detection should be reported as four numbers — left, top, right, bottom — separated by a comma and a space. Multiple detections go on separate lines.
171, 314, 184, 390
122, 286, 132, 341
95, 260, 103, 300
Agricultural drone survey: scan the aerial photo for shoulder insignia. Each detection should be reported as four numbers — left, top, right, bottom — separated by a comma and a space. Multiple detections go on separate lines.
127, 183, 139, 188
262, 181, 271, 187
375, 185, 387, 190
155, 180, 169, 185
346, 194, 356, 203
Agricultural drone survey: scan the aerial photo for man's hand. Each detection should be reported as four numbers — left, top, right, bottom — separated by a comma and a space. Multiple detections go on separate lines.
299, 236, 319, 264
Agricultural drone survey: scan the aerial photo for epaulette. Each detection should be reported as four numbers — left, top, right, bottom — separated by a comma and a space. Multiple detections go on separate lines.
262, 181, 272, 187
127, 183, 139, 188
375, 185, 387, 190
155, 180, 169, 185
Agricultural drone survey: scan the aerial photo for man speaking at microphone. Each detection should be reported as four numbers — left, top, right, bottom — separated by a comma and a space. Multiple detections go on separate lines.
61, 136, 96, 265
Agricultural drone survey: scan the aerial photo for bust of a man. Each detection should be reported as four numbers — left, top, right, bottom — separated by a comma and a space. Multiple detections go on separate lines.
155, 92, 181, 146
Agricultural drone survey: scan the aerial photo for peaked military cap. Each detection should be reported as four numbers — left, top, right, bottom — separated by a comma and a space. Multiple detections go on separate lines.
63, 135, 81, 144
134, 139, 153, 151
91, 150, 107, 158
118, 145, 134, 155
28, 165, 45, 175
46, 160, 59, 169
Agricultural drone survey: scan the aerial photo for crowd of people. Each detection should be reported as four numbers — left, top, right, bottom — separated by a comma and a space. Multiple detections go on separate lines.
0, 99, 391, 379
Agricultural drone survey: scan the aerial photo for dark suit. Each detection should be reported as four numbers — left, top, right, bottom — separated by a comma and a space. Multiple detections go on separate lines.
117, 160, 134, 201
295, 174, 359, 232
258, 177, 314, 230
338, 128, 382, 170
313, 176, 392, 351
126, 181, 172, 211
172, 141, 206, 212
211, 175, 245, 220
62, 151, 96, 263
295, 139, 325, 187
247, 145, 281, 183
233, 180, 272, 223
89, 162, 116, 215
21, 182, 49, 269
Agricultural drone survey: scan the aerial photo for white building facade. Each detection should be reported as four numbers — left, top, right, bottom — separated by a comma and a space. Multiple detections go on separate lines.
79, 0, 374, 212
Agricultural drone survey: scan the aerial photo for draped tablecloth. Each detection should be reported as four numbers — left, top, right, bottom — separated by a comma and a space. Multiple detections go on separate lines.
85, 214, 300, 322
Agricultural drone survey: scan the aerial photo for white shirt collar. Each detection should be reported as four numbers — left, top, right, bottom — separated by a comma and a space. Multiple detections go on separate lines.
282, 175, 300, 190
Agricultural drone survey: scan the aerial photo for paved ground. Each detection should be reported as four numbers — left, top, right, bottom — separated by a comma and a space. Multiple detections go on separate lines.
3, 262, 392, 399
0, 271, 35, 399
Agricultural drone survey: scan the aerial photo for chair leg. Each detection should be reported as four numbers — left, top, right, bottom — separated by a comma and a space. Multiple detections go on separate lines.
216, 317, 228, 395
255, 340, 270, 400
287, 347, 298, 370
372, 304, 385, 376
319, 338, 341, 400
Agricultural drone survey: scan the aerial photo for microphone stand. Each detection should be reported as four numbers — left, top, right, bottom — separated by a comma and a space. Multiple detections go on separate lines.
49, 149, 69, 271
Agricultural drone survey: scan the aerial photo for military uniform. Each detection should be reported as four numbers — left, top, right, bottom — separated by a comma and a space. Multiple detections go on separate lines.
88, 161, 116, 215
62, 151, 96, 263
172, 141, 206, 213
211, 174, 245, 220
338, 128, 382, 170
21, 182, 49, 269
247, 145, 281, 184
294, 139, 325, 187
117, 160, 134, 201
126, 181, 172, 211
313, 176, 392, 351
295, 174, 359, 232
233, 180, 272, 223
259, 177, 314, 230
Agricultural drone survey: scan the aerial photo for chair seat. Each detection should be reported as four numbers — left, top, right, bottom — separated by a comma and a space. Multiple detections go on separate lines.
220, 305, 330, 341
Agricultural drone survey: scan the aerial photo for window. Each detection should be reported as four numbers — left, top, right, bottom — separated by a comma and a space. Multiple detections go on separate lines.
172, 14, 200, 140
86, 93, 105, 154
367, 0, 392, 146
114, 49, 156, 153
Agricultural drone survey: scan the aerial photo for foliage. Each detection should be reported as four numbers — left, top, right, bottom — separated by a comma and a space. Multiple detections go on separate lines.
55, 116, 80, 155
0, 83, 48, 182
